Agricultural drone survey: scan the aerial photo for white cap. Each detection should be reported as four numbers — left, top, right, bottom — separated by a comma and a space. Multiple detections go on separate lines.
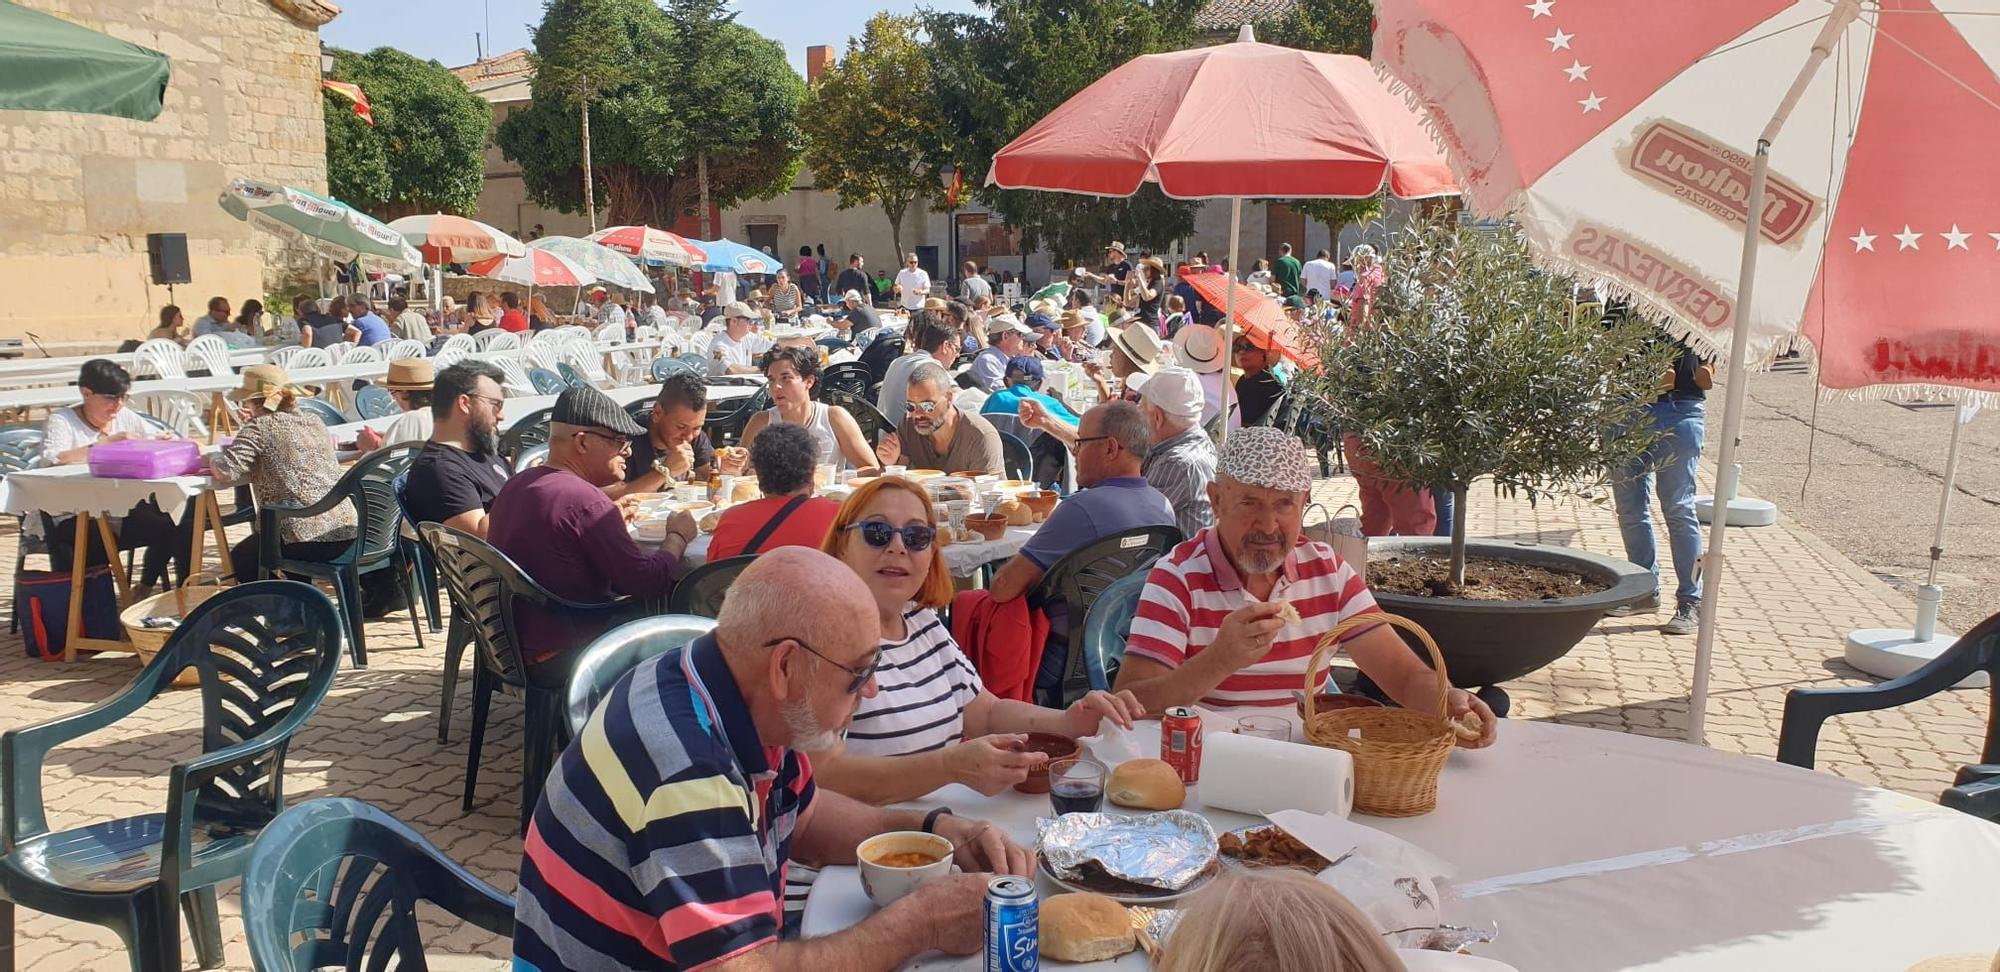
805, 314, 829, 328
842, 289, 865, 303
989, 313, 1030, 335
724, 301, 755, 319
1140, 367, 1204, 420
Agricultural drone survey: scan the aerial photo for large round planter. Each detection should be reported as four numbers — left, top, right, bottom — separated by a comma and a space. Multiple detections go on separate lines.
1364, 538, 1654, 688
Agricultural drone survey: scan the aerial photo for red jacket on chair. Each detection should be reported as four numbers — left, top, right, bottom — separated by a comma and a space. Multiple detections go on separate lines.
951, 589, 1049, 703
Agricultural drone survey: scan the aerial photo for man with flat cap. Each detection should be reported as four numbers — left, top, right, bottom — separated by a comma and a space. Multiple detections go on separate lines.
489, 385, 697, 674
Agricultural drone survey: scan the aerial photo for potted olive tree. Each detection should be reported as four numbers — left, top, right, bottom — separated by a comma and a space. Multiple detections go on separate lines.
1295, 214, 1667, 696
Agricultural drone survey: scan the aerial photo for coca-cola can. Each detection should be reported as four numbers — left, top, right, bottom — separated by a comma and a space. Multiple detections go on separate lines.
1160, 707, 1203, 785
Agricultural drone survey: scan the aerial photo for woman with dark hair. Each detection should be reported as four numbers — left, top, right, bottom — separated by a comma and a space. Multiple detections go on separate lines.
796, 245, 820, 303
768, 269, 804, 320
737, 345, 877, 473
233, 299, 265, 337
705, 422, 841, 560
39, 359, 193, 593
148, 305, 184, 344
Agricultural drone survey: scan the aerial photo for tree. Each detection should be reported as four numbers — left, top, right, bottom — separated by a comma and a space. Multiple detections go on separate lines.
1293, 213, 1672, 588
497, 0, 804, 230
528, 0, 639, 232
922, 0, 1206, 267
802, 14, 950, 260
323, 47, 491, 218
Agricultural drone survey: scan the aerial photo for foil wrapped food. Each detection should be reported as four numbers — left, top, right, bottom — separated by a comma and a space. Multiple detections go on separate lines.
1036, 810, 1217, 891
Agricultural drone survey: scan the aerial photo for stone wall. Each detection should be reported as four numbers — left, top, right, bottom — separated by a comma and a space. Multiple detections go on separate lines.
0, 0, 329, 347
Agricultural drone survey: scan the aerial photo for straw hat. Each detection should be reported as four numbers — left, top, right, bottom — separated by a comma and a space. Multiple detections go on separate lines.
1059, 309, 1088, 332
226, 363, 294, 402
383, 358, 434, 392
923, 296, 950, 312
1110, 321, 1165, 374
1172, 323, 1226, 374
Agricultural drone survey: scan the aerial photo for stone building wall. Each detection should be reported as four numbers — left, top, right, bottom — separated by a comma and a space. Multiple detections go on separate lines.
0, 0, 331, 347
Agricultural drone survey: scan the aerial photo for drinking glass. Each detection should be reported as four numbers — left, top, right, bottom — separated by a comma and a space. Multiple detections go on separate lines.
1235, 715, 1292, 742
1048, 757, 1106, 816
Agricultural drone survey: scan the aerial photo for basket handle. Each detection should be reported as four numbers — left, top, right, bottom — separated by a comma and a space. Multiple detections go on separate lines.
1301, 611, 1452, 724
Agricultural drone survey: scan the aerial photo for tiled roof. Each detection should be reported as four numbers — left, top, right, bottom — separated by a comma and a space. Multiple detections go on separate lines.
449, 48, 534, 84
1194, 0, 1298, 31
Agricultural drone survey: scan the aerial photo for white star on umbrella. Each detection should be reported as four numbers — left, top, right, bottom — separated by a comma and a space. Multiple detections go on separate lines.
1990, 232, 2000, 250
1849, 228, 1876, 252
1548, 29, 1574, 51
1942, 225, 1971, 250
1564, 60, 1591, 82
1579, 92, 1604, 113
1526, 0, 1555, 17
1894, 225, 1923, 250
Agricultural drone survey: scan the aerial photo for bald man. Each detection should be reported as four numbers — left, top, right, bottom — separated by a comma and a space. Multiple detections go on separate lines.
514, 548, 1031, 971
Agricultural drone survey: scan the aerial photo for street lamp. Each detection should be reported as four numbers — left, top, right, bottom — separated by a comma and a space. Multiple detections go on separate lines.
320, 42, 334, 76
940, 165, 958, 291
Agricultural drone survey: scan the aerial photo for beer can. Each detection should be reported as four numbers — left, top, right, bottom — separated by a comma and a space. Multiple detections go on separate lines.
1161, 706, 1204, 785
984, 875, 1039, 972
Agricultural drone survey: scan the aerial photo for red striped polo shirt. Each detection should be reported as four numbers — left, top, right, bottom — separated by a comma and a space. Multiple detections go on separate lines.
1124, 528, 1380, 708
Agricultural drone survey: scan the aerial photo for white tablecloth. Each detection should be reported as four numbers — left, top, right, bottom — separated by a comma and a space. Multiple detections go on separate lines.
325, 380, 759, 442
800, 717, 2000, 970
0, 347, 272, 386
0, 464, 213, 535
677, 521, 1032, 575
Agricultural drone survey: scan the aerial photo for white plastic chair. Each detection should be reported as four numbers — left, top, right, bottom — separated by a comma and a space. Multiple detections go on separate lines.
473, 329, 518, 352
632, 324, 657, 341
436, 334, 476, 359
183, 334, 232, 376
131, 339, 188, 380
561, 344, 613, 387
521, 343, 560, 372
488, 356, 536, 397
594, 321, 626, 345
432, 346, 467, 368
131, 390, 209, 439
383, 339, 428, 360
287, 347, 333, 369
267, 346, 308, 370
340, 345, 382, 364
323, 342, 353, 364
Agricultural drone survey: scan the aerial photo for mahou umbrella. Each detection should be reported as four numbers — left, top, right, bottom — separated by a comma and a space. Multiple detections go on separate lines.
586, 225, 705, 268
466, 249, 597, 289
531, 236, 655, 293
1374, 0, 2000, 742
989, 26, 1456, 440
1176, 268, 1318, 368
219, 179, 420, 269
695, 238, 778, 276
389, 213, 527, 265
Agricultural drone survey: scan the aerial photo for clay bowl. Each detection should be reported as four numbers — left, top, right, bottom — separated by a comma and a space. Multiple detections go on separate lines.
963, 512, 1009, 541
1011, 732, 1081, 794
1019, 489, 1059, 520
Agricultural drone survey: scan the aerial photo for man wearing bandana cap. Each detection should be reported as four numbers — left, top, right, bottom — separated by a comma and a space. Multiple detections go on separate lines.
1116, 428, 1497, 748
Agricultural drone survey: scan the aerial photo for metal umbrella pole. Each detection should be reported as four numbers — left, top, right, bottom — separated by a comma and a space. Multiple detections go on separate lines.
1219, 197, 1241, 446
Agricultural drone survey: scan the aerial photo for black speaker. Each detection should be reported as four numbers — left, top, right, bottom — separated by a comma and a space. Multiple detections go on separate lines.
147, 232, 190, 285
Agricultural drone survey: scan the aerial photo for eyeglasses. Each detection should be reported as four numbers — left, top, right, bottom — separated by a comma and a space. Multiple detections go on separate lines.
904, 400, 941, 416
1071, 434, 1112, 451
466, 394, 505, 411
84, 390, 130, 403
577, 429, 632, 453
847, 519, 935, 552
766, 636, 880, 695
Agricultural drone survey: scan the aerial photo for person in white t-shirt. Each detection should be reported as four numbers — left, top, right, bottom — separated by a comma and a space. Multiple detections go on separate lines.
708, 301, 772, 374
893, 253, 932, 311
713, 270, 739, 306
1301, 249, 1339, 302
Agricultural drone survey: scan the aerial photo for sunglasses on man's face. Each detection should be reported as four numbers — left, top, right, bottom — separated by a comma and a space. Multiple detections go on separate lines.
905, 400, 942, 416
847, 519, 935, 552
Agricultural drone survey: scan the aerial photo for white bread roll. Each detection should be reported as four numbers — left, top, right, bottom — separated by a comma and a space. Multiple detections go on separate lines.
1107, 758, 1186, 810
1039, 893, 1136, 962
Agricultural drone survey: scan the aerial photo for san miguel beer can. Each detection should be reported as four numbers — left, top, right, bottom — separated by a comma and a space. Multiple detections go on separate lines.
1161, 706, 1203, 785
984, 876, 1039, 971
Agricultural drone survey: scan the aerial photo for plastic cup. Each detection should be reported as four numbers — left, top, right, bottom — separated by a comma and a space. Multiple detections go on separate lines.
1235, 715, 1292, 742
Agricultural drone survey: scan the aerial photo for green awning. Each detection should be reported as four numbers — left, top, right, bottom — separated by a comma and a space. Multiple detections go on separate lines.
0, 0, 169, 121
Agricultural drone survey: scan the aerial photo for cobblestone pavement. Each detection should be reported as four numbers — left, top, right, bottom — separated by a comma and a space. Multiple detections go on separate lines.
0, 466, 1985, 970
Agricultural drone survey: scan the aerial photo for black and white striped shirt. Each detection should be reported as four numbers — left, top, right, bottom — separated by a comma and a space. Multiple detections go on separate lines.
1144, 425, 1218, 540
844, 606, 985, 756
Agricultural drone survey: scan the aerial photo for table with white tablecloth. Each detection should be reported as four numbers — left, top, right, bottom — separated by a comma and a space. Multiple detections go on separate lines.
324, 380, 760, 443
802, 715, 2000, 970
676, 520, 1033, 575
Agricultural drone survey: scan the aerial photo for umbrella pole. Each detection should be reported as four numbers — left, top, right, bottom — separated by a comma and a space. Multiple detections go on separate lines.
1914, 412, 1968, 640
1689, 0, 1859, 746
1220, 196, 1241, 446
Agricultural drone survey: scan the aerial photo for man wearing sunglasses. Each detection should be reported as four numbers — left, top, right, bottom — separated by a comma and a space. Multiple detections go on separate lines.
515, 548, 1030, 970
488, 385, 694, 671
875, 360, 1004, 476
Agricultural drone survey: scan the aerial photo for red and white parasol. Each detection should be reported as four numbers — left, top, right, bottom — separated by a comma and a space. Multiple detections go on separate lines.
388, 213, 528, 265
467, 248, 597, 289
586, 225, 706, 268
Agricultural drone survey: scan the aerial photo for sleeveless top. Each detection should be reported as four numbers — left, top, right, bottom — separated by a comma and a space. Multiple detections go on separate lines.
763, 401, 838, 463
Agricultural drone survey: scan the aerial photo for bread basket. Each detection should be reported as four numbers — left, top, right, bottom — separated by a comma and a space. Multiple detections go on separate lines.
119, 581, 232, 688
1301, 612, 1455, 816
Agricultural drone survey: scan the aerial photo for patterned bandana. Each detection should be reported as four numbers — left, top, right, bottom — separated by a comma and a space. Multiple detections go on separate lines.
1217, 427, 1313, 493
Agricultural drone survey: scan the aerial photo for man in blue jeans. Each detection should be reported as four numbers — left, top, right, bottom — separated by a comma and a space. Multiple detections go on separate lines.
1609, 340, 1711, 634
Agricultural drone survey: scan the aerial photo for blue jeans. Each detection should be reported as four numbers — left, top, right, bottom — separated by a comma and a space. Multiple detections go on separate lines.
1612, 398, 1706, 606
1431, 486, 1454, 537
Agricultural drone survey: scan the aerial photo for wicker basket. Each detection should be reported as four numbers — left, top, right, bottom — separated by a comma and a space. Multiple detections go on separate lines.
1301, 612, 1455, 817
119, 583, 230, 688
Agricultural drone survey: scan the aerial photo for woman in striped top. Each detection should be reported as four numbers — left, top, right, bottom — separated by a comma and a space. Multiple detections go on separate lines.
769, 268, 804, 320
813, 477, 1145, 805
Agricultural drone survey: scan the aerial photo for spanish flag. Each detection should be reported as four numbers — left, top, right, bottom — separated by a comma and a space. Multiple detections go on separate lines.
321, 79, 373, 126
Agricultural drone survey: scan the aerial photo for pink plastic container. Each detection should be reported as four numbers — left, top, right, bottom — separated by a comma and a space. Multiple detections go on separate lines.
86, 439, 203, 479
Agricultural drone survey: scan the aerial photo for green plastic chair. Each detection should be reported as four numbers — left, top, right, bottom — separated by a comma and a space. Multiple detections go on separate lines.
1031, 524, 1181, 708
564, 615, 718, 736
257, 445, 423, 667
0, 580, 343, 972
242, 798, 515, 971
667, 555, 755, 619
1081, 571, 1149, 693
499, 406, 552, 466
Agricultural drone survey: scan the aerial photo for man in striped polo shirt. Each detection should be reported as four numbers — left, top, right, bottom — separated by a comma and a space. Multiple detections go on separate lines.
513, 548, 1031, 971
1116, 428, 1498, 748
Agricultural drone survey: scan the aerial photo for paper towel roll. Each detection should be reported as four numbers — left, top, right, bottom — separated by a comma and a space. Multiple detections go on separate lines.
1199, 731, 1354, 818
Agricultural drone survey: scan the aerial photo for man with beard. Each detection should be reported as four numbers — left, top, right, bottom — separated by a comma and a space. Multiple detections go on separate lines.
402, 360, 511, 538
1114, 428, 1499, 749
488, 385, 694, 673
512, 548, 1031, 971
876, 360, 1002, 476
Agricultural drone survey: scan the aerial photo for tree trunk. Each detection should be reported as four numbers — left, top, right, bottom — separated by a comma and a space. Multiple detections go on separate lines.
884, 198, 907, 265
580, 89, 597, 233
1448, 482, 1470, 590
697, 152, 712, 241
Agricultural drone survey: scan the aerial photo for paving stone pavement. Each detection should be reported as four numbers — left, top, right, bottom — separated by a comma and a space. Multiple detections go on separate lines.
0, 464, 1985, 970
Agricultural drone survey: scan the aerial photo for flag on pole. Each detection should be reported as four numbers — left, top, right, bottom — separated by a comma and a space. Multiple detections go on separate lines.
321, 80, 373, 126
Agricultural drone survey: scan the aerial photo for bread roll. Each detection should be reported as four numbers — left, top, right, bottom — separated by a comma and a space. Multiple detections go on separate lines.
1039, 893, 1136, 963
730, 477, 761, 504
1107, 758, 1185, 810
999, 499, 1031, 526
1274, 600, 1301, 626
698, 510, 722, 534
